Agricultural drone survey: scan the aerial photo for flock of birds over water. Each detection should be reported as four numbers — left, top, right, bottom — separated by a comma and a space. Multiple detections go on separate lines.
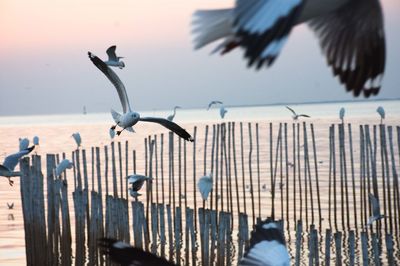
1, 0, 390, 264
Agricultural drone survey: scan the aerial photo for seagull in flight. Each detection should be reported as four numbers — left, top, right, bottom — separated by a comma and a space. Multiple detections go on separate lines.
207, 100, 223, 110
220, 105, 228, 119
105, 45, 125, 69
167, 106, 181, 121
197, 174, 213, 200
376, 106, 385, 124
286, 106, 310, 120
192, 0, 386, 97
239, 219, 290, 266
88, 52, 193, 142
0, 146, 34, 186
99, 238, 175, 266
7, 202, 14, 210
367, 193, 385, 227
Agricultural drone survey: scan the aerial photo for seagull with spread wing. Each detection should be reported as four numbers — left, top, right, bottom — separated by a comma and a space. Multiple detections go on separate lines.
192, 0, 386, 97
286, 106, 310, 120
207, 100, 223, 110
88, 52, 193, 142
0, 146, 34, 186
104, 45, 125, 69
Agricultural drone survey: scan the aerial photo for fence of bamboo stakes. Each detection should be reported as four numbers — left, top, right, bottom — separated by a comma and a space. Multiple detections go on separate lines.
18, 122, 400, 265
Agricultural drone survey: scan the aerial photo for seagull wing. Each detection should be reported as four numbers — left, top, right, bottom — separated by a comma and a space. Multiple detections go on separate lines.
2, 146, 34, 171
234, 0, 305, 69
88, 52, 131, 113
285, 106, 296, 116
99, 238, 175, 266
72, 133, 81, 147
298, 114, 310, 118
106, 45, 118, 62
139, 117, 193, 142
369, 193, 381, 217
308, 0, 385, 97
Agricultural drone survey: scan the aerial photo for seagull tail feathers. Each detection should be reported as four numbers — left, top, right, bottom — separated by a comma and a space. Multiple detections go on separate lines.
111, 109, 122, 124
192, 9, 234, 51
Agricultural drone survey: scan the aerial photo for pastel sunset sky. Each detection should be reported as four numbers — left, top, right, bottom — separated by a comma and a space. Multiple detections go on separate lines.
0, 0, 399, 115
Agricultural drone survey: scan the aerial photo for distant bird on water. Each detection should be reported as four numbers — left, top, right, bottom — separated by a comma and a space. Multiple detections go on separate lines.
104, 45, 125, 69
99, 238, 175, 266
376, 106, 385, 124
239, 219, 290, 266
207, 100, 223, 110
167, 106, 181, 121
197, 174, 213, 201
7, 202, 14, 210
286, 106, 310, 120
0, 146, 34, 186
88, 52, 193, 142
220, 105, 228, 119
339, 107, 345, 123
367, 193, 385, 227
192, 0, 386, 97
55, 159, 74, 177
72, 132, 81, 148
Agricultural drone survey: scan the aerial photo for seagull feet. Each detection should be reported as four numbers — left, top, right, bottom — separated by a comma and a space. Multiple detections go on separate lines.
110, 125, 116, 130
116, 131, 122, 136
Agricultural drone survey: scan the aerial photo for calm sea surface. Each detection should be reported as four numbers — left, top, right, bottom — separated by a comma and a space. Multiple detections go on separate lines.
0, 100, 399, 265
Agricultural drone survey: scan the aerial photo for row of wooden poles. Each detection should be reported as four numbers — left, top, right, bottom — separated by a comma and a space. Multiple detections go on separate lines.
18, 122, 400, 265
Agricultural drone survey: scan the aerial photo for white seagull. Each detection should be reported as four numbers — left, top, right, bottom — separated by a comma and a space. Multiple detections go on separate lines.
33, 136, 39, 146
197, 174, 213, 200
239, 219, 290, 266
192, 0, 386, 98
109, 128, 116, 140
19, 138, 29, 151
99, 238, 176, 266
88, 52, 193, 142
167, 106, 181, 121
376, 106, 385, 124
207, 100, 223, 110
55, 159, 74, 177
0, 146, 34, 186
339, 107, 345, 123
220, 105, 228, 119
367, 193, 385, 227
286, 106, 310, 120
105, 45, 125, 69
72, 132, 81, 148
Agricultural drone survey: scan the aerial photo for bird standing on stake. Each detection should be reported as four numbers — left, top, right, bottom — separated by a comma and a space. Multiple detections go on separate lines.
88, 52, 193, 142
192, 0, 386, 97
72, 132, 81, 149
339, 107, 345, 123
197, 174, 213, 201
376, 106, 385, 124
55, 159, 74, 177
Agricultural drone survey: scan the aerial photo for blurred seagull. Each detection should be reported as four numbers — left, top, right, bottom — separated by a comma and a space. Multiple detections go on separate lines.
0, 146, 34, 186
105, 45, 125, 69
367, 193, 385, 226
167, 106, 181, 121
220, 105, 228, 119
127, 174, 152, 191
33, 136, 39, 146
376, 106, 385, 124
72, 132, 81, 148
55, 159, 74, 177
197, 174, 213, 200
286, 106, 310, 120
88, 52, 193, 142
19, 138, 29, 151
109, 128, 116, 140
7, 202, 14, 210
339, 107, 345, 123
239, 219, 290, 266
99, 238, 175, 266
207, 100, 223, 110
192, 0, 386, 97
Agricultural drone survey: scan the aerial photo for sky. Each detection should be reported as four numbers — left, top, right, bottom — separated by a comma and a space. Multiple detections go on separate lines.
0, 0, 399, 116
